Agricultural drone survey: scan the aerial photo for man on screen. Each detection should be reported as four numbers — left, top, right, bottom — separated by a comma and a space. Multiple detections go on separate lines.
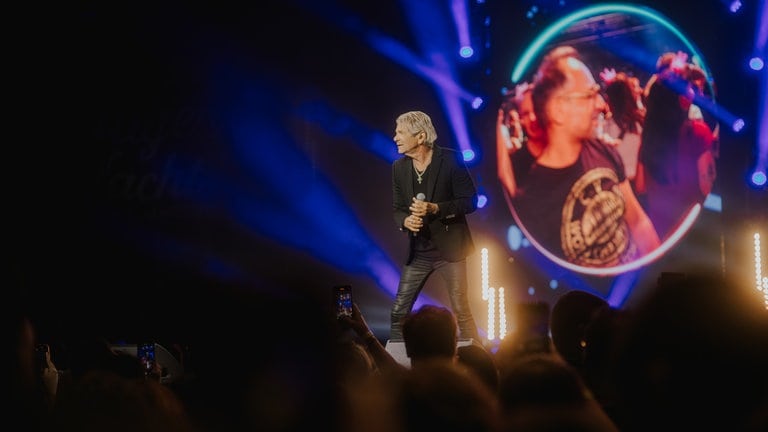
511, 46, 660, 268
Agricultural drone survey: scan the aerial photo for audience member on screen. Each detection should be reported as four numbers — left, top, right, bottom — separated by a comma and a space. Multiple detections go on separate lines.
496, 81, 547, 199
639, 51, 717, 239
509, 45, 660, 268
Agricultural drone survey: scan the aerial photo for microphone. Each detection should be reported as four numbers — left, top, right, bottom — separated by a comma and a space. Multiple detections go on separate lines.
412, 193, 426, 237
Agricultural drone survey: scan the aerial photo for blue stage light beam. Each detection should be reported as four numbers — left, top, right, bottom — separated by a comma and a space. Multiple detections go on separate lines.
452, 0, 473, 58
204, 67, 411, 298
296, 0, 480, 164
296, 100, 400, 163
402, 0, 479, 163
755, 0, 768, 185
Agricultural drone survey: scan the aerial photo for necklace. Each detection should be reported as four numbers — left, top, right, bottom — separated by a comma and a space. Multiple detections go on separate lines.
412, 150, 432, 184
414, 164, 427, 184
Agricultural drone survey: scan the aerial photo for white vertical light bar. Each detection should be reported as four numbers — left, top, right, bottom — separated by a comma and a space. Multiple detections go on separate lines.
487, 287, 496, 342
763, 277, 768, 309
753, 0, 768, 182
481, 248, 489, 300
754, 232, 763, 292
498, 286, 507, 340
753, 231, 767, 309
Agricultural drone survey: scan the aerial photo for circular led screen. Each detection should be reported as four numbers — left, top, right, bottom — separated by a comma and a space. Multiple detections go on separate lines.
499, 4, 719, 276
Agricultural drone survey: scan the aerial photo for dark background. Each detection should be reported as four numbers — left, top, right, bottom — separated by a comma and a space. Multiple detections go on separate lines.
11, 0, 766, 344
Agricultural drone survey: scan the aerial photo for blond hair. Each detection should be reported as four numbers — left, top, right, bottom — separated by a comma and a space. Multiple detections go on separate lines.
396, 111, 437, 148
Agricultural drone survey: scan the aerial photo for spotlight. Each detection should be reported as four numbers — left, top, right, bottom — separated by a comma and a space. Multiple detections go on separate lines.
507, 225, 523, 251
751, 170, 767, 187
729, 0, 742, 13
477, 194, 488, 208
459, 46, 474, 58
471, 96, 484, 109
526, 5, 539, 20
732, 118, 746, 132
749, 56, 765, 71
462, 148, 476, 161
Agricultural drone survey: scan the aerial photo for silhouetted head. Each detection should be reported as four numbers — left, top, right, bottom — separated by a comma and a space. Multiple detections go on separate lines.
403, 305, 458, 363
550, 290, 609, 370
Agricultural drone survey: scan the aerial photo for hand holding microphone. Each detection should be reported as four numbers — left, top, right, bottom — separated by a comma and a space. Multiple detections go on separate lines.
406, 193, 426, 236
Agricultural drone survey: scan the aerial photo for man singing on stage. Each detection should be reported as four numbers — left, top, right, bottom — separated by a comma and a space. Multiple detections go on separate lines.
389, 110, 480, 343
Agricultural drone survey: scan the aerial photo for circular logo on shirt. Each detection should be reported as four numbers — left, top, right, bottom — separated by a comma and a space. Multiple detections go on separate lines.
561, 167, 637, 266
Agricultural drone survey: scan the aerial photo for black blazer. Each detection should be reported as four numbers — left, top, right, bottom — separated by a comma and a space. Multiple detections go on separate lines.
392, 146, 478, 264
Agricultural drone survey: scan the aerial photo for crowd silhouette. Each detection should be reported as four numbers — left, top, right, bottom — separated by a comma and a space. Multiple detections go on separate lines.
11, 268, 767, 432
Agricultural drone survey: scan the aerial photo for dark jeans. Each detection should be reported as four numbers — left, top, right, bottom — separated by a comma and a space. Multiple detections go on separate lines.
390, 248, 479, 342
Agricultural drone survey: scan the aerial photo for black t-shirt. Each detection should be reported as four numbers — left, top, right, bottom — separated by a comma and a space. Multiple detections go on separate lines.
511, 144, 536, 189
412, 162, 433, 249
512, 139, 637, 267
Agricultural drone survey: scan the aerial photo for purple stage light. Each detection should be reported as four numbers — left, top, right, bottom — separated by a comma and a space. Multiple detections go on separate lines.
751, 171, 767, 186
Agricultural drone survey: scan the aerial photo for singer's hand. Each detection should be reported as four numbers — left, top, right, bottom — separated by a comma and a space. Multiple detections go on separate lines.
405, 215, 423, 233
409, 197, 428, 216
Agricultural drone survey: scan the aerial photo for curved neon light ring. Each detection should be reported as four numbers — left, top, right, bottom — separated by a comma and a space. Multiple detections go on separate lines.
524, 205, 701, 277
504, 166, 704, 276
511, 3, 713, 87
506, 3, 712, 276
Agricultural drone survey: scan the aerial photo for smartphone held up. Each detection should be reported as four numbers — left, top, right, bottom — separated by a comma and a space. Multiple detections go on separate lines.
137, 342, 156, 376
35, 344, 49, 373
334, 285, 353, 319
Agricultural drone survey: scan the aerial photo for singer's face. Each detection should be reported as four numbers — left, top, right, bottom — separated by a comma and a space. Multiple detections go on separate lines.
394, 124, 421, 156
